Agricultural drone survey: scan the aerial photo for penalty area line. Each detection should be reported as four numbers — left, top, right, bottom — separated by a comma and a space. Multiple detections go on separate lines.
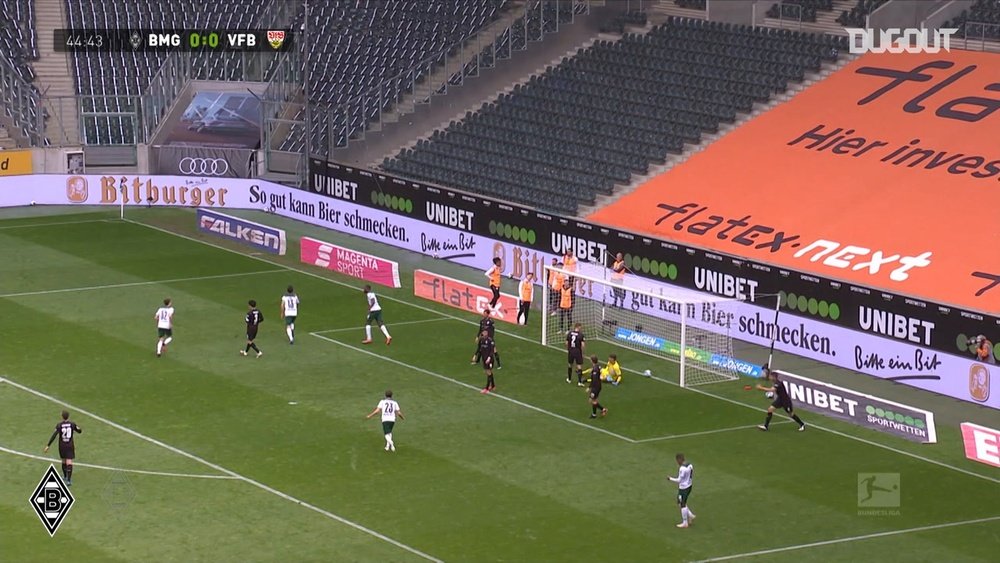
691, 514, 1000, 562
0, 376, 443, 563
313, 318, 449, 334
0, 269, 285, 299
633, 421, 792, 444
310, 331, 637, 444
0, 445, 238, 480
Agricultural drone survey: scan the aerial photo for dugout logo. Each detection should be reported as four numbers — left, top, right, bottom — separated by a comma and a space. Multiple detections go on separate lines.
29, 465, 74, 536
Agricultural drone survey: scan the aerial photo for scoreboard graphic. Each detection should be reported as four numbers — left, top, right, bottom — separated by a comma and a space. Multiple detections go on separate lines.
54, 29, 293, 52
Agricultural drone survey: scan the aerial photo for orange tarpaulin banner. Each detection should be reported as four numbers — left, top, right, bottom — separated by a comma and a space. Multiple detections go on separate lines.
589, 50, 1000, 313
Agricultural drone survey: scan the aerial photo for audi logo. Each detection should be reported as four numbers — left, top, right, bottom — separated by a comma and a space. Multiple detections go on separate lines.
178, 157, 230, 176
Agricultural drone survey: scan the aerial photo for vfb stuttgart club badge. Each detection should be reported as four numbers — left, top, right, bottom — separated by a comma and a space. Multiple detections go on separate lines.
267, 30, 286, 50
29, 465, 75, 536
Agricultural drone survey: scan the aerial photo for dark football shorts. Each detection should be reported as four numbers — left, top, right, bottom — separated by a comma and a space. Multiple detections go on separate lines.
772, 398, 793, 413
483, 356, 495, 370
589, 389, 601, 400
247, 326, 259, 340
567, 349, 584, 365
58, 444, 75, 460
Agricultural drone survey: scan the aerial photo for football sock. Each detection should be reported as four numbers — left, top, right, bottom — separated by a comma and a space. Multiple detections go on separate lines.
245, 344, 251, 353
286, 326, 293, 342
494, 352, 501, 367
164, 337, 172, 345
577, 369, 584, 383
365, 326, 372, 340
380, 325, 391, 339
764, 412, 774, 428
61, 462, 67, 479
66, 464, 73, 481
792, 414, 804, 426
567, 367, 572, 379
681, 507, 689, 523
250, 343, 260, 353
156, 340, 163, 354
487, 375, 495, 389
386, 433, 393, 447
592, 405, 598, 415
596, 402, 603, 410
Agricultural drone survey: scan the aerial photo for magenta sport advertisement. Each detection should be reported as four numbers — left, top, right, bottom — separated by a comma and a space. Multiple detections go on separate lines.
0, 173, 995, 409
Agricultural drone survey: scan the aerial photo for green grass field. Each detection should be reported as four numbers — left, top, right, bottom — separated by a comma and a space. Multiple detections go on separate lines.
1, 207, 998, 562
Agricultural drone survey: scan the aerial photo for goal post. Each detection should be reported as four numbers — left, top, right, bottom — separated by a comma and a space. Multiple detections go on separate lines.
541, 263, 754, 387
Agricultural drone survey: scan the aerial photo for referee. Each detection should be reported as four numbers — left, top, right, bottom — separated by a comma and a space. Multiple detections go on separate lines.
241, 299, 264, 358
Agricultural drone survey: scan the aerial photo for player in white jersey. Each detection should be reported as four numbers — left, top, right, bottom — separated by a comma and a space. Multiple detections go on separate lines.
280, 285, 300, 344
154, 298, 175, 357
366, 390, 405, 451
668, 453, 696, 528
362, 284, 392, 345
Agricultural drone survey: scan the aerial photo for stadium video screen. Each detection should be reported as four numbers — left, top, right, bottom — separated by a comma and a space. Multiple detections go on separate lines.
165, 91, 261, 148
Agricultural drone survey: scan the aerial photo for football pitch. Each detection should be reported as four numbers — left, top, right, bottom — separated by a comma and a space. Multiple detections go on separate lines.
0, 207, 997, 562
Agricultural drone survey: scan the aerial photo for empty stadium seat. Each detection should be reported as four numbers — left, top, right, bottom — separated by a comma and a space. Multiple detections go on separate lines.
383, 17, 845, 215
65, 0, 270, 144
280, 0, 509, 154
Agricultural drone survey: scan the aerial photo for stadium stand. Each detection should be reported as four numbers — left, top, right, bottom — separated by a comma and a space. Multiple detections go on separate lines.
674, 0, 706, 10
1, 0, 39, 81
279, 0, 510, 154
836, 0, 890, 28
64, 0, 270, 144
0, 0, 42, 145
382, 17, 845, 215
766, 0, 834, 23
945, 0, 1000, 40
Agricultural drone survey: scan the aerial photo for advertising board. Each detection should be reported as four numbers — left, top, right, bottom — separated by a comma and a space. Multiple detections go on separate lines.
300, 236, 401, 288
196, 209, 286, 255
304, 160, 1000, 366
777, 370, 937, 443
960, 422, 1000, 468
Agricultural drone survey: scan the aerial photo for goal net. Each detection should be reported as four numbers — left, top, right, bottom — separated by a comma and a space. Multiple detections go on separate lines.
541, 262, 752, 387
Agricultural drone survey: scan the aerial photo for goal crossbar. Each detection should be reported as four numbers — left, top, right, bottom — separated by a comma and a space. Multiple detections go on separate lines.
541, 264, 747, 387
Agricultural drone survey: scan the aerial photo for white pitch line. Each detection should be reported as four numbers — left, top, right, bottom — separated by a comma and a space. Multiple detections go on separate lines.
691, 515, 1000, 562
0, 445, 238, 480
0, 376, 442, 563
123, 217, 1000, 486
0, 269, 284, 299
313, 318, 449, 334
310, 331, 637, 444
633, 421, 792, 444
0, 218, 114, 230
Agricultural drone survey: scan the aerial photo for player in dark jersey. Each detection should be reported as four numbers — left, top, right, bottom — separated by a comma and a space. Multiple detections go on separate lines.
470, 309, 501, 368
566, 322, 586, 385
241, 299, 264, 358
44, 410, 82, 485
477, 330, 497, 394
756, 367, 805, 431
588, 355, 608, 419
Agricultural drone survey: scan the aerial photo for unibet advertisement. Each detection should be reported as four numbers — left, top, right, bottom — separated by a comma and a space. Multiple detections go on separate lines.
1, 173, 996, 409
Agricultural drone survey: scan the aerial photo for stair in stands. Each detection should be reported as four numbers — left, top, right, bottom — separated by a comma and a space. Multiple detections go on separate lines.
578, 53, 858, 218
32, 0, 80, 146
763, 0, 855, 36
373, 0, 530, 132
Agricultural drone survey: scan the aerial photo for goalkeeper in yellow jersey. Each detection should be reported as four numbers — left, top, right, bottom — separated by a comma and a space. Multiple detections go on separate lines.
600, 354, 623, 386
